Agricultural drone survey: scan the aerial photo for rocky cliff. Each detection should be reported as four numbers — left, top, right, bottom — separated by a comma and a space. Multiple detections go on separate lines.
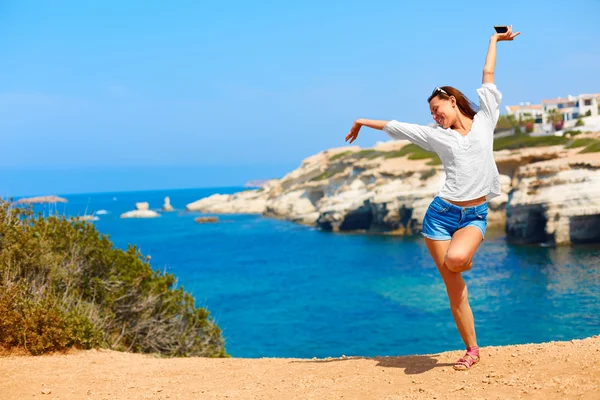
504, 152, 600, 245
186, 133, 600, 245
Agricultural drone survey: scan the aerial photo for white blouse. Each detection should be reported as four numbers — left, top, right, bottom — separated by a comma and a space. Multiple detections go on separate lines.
383, 83, 502, 202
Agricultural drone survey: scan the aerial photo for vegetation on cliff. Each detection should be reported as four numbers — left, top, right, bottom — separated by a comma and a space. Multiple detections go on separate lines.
493, 131, 600, 152
328, 144, 441, 165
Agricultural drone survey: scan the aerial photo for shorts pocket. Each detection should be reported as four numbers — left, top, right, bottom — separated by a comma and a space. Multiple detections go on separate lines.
430, 202, 449, 213
475, 208, 488, 220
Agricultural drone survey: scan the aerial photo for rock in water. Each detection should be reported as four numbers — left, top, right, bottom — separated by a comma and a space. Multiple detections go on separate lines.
15, 195, 68, 204
78, 215, 99, 221
121, 202, 159, 218
195, 216, 219, 224
121, 210, 160, 218
163, 196, 174, 212
135, 202, 150, 211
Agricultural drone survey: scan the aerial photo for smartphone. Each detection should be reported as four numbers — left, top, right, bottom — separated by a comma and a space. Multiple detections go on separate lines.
494, 26, 508, 34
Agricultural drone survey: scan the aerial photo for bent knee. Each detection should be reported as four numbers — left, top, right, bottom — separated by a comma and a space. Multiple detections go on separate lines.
445, 251, 470, 272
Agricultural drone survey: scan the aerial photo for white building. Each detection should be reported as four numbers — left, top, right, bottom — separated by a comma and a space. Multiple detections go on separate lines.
505, 103, 543, 122
506, 93, 600, 123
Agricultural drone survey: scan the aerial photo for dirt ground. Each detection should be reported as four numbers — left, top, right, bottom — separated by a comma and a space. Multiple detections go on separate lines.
1, 336, 599, 400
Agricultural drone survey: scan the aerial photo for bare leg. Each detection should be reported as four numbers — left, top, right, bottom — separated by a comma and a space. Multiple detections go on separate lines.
424, 237, 477, 349
444, 226, 484, 273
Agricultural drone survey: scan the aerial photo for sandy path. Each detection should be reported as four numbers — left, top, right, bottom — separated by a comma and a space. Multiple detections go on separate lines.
1, 336, 599, 400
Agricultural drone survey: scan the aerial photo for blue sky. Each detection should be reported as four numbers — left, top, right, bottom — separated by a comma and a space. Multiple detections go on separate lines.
1, 0, 599, 195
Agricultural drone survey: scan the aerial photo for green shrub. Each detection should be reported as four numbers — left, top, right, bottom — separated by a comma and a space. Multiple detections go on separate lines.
426, 156, 442, 166
420, 168, 437, 180
580, 141, 600, 153
496, 115, 518, 130
407, 152, 435, 161
0, 284, 101, 354
493, 135, 568, 151
383, 144, 440, 165
575, 118, 585, 127
355, 149, 384, 159
311, 170, 336, 181
310, 165, 346, 181
0, 202, 226, 357
565, 138, 598, 149
382, 151, 405, 159
329, 151, 353, 161
387, 144, 421, 157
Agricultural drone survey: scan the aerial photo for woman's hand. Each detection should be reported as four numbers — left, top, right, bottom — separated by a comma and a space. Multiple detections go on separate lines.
493, 25, 520, 42
345, 120, 362, 143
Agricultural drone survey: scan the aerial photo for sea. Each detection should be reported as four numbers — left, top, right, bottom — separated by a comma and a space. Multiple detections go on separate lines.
25, 187, 600, 358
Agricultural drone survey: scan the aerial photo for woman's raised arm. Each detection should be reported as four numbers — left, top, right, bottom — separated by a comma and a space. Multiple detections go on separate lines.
482, 25, 521, 84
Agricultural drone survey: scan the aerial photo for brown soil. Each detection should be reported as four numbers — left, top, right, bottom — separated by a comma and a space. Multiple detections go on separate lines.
1, 336, 599, 399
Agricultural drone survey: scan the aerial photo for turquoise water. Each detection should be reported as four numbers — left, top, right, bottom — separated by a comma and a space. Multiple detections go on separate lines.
30, 187, 600, 358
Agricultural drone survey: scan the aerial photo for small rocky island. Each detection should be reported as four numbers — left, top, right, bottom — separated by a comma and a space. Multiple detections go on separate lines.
15, 195, 68, 204
162, 196, 174, 212
121, 202, 160, 218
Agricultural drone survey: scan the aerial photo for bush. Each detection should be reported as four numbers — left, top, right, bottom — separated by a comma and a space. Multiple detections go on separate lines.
426, 156, 442, 166
575, 118, 585, 127
329, 151, 353, 161
0, 202, 226, 357
420, 168, 437, 180
493, 135, 568, 151
384, 144, 421, 158
311, 165, 346, 181
496, 115, 517, 130
383, 144, 440, 164
565, 138, 598, 149
580, 141, 600, 153
408, 152, 435, 161
355, 149, 384, 160
0, 284, 101, 354
525, 123, 534, 133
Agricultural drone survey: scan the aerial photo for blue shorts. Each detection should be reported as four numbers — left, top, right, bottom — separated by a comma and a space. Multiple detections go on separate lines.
421, 196, 488, 241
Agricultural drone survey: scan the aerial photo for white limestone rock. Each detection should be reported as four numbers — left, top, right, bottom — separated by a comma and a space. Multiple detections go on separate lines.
162, 196, 174, 212
136, 202, 150, 211
121, 210, 160, 218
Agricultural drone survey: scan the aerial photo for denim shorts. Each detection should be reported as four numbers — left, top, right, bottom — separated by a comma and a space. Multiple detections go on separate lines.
421, 196, 488, 241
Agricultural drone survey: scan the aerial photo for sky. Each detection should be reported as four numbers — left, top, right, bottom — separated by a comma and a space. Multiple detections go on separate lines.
1, 0, 599, 196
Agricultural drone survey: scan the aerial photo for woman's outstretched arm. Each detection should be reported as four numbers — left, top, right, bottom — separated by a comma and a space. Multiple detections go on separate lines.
483, 25, 520, 84
345, 119, 435, 152
345, 119, 388, 143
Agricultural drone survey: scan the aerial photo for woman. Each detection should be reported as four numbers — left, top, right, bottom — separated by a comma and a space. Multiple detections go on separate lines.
345, 26, 520, 370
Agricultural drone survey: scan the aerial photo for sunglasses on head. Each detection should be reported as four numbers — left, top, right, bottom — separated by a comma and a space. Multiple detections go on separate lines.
428, 87, 449, 102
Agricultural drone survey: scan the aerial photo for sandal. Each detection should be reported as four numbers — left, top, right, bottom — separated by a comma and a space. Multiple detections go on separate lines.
453, 347, 480, 371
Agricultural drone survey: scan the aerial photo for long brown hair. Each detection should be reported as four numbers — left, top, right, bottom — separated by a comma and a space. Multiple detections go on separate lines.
427, 86, 479, 120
